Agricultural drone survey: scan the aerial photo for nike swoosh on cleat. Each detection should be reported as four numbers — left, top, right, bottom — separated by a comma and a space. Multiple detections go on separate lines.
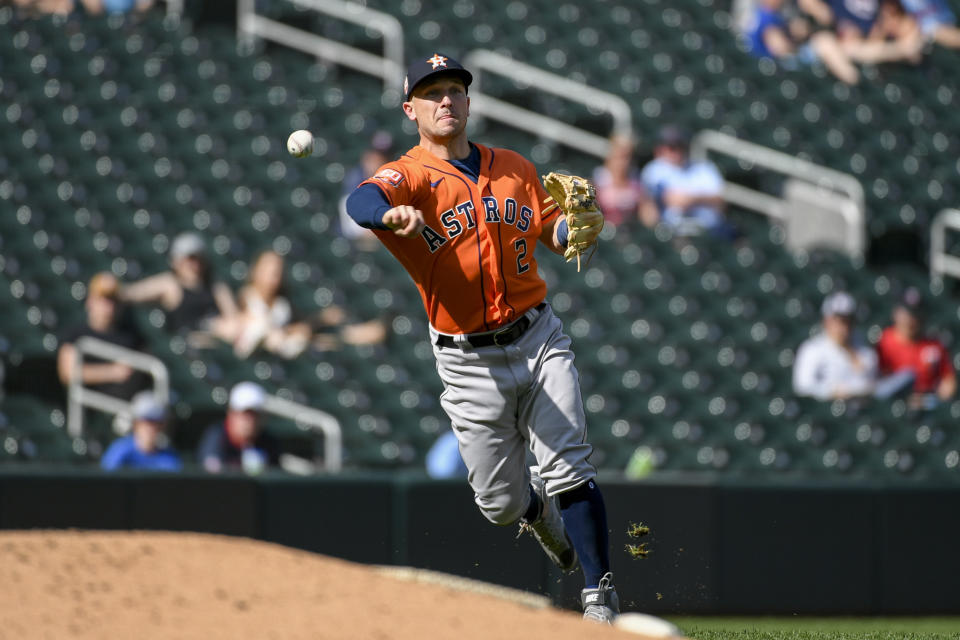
430, 178, 444, 188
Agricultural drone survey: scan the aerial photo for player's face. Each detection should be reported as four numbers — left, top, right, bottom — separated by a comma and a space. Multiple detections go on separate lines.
133, 418, 163, 453
607, 138, 634, 174
657, 143, 688, 166
252, 251, 284, 296
228, 409, 260, 444
173, 253, 206, 283
403, 77, 469, 140
86, 294, 118, 330
362, 149, 388, 174
824, 314, 853, 344
893, 307, 919, 339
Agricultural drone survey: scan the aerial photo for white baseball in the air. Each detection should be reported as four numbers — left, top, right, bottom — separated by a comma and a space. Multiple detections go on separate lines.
287, 129, 314, 158
613, 613, 683, 638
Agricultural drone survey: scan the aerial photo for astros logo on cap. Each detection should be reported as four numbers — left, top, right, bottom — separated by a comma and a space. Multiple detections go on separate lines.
427, 54, 448, 69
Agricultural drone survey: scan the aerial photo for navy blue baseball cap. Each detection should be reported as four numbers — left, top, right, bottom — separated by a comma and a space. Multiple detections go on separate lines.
403, 53, 473, 101
657, 124, 691, 147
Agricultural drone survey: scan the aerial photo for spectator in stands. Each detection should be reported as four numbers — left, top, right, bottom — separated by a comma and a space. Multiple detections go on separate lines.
793, 291, 878, 400
872, 1, 927, 52
233, 250, 312, 359
425, 430, 468, 479
739, 0, 860, 84
311, 306, 389, 351
100, 391, 181, 471
58, 272, 149, 401
592, 135, 656, 229
121, 232, 239, 344
339, 131, 395, 250
11, 0, 73, 15
198, 382, 279, 474
15, 0, 153, 14
800, 0, 881, 34
880, 0, 960, 51
798, 0, 923, 64
877, 288, 956, 408
640, 125, 734, 238
76, 0, 153, 14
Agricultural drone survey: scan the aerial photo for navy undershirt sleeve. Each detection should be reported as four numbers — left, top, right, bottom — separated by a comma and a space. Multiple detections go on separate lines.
348, 144, 481, 228
345, 183, 392, 230
556, 217, 569, 247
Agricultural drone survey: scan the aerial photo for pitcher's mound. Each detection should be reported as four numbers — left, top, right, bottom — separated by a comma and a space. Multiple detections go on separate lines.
0, 530, 648, 639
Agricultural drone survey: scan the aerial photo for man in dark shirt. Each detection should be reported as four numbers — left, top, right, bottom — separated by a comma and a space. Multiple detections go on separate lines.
57, 272, 149, 400
197, 381, 279, 474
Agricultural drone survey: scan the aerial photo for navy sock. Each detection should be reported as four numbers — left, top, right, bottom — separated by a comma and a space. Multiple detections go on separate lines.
557, 479, 610, 588
522, 484, 541, 522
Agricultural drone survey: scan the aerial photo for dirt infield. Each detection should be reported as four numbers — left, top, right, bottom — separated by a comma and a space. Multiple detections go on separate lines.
0, 530, 640, 640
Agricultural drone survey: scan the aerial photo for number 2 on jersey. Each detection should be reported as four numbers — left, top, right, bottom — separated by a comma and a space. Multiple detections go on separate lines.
514, 238, 529, 274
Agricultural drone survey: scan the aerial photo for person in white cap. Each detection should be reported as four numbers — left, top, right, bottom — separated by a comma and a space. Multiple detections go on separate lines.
793, 291, 878, 400
121, 231, 239, 339
100, 391, 181, 471
197, 382, 279, 474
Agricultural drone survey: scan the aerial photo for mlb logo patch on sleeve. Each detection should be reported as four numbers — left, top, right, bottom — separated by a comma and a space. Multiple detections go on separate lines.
374, 168, 405, 187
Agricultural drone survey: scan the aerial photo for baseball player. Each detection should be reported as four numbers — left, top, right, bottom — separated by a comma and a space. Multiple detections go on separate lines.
345, 53, 618, 622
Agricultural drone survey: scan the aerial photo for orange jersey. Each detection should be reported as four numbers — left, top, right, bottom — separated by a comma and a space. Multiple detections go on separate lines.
360, 143, 559, 335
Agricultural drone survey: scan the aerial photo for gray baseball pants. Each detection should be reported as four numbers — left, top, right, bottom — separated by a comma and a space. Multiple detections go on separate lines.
430, 303, 597, 526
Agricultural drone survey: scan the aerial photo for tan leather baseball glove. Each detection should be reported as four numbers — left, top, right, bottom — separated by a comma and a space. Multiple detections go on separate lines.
541, 172, 604, 271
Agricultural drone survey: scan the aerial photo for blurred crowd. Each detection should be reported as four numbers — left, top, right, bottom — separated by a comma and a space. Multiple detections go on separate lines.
60, 232, 386, 370
735, 0, 960, 84
12, 0, 153, 17
98, 381, 281, 474
56, 122, 957, 476
7, 0, 957, 476
793, 289, 956, 407
49, 131, 415, 474
53, 137, 402, 474
59, 238, 389, 473
591, 125, 956, 413
592, 125, 734, 239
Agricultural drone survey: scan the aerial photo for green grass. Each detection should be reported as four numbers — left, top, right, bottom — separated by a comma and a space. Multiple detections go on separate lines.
669, 617, 960, 640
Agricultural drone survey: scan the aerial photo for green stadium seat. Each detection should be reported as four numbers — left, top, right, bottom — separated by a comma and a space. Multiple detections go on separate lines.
2, 4, 959, 476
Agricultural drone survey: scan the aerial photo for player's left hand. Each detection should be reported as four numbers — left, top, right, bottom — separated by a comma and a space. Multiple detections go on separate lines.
382, 205, 426, 238
541, 172, 604, 271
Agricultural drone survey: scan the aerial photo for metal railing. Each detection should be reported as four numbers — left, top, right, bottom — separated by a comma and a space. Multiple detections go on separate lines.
161, 0, 183, 16
234, 0, 630, 158
262, 393, 342, 472
463, 49, 633, 159
931, 208, 960, 286
690, 129, 866, 257
67, 336, 170, 438
237, 0, 405, 96
67, 337, 343, 472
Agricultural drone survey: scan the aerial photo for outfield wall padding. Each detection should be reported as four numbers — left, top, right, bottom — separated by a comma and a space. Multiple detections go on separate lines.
0, 469, 956, 614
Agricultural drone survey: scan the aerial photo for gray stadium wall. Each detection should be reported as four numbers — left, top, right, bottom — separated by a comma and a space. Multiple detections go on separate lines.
0, 469, 956, 615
